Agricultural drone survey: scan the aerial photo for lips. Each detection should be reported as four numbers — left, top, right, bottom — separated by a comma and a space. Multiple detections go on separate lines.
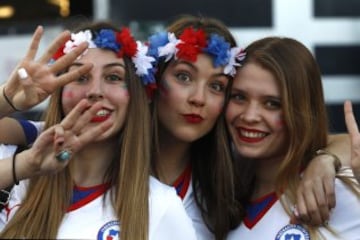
236, 127, 267, 143
91, 109, 111, 123
183, 114, 204, 124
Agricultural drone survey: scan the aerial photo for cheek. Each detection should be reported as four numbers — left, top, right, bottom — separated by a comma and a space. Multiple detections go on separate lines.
273, 113, 286, 130
61, 87, 86, 112
105, 86, 130, 104
207, 96, 225, 118
159, 79, 184, 103
159, 79, 171, 97
225, 102, 237, 122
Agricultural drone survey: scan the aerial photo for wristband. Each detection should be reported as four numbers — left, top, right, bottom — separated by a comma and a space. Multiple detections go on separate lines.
2, 86, 20, 111
315, 149, 342, 173
12, 153, 19, 185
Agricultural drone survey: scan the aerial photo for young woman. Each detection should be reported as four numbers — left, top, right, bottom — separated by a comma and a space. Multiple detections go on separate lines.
0, 22, 196, 240
226, 37, 360, 239
147, 15, 244, 240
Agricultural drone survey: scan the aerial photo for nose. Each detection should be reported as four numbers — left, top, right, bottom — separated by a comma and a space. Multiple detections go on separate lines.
86, 79, 103, 102
188, 84, 205, 107
241, 102, 261, 123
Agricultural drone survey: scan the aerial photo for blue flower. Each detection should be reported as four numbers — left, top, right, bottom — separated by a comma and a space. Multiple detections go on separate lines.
141, 68, 156, 85
94, 29, 120, 52
204, 34, 231, 67
147, 32, 169, 60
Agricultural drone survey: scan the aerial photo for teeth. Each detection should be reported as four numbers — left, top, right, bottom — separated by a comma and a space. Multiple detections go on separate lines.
240, 130, 266, 138
96, 109, 110, 117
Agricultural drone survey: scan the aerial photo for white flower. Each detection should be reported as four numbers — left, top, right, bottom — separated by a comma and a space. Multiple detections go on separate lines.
132, 41, 156, 76
158, 32, 181, 62
223, 47, 246, 77
63, 30, 96, 55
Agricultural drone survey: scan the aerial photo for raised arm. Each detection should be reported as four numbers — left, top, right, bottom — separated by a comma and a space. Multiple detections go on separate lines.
0, 100, 113, 189
0, 25, 92, 118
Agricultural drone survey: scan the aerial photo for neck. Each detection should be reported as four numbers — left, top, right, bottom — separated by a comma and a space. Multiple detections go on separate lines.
251, 156, 283, 199
155, 128, 191, 185
71, 137, 118, 187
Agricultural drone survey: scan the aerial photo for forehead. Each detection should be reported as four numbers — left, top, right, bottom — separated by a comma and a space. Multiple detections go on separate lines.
234, 62, 279, 95
75, 48, 125, 66
171, 54, 225, 73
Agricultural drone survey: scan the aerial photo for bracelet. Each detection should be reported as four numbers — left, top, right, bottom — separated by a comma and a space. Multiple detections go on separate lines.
2, 86, 20, 112
315, 149, 342, 173
12, 153, 19, 185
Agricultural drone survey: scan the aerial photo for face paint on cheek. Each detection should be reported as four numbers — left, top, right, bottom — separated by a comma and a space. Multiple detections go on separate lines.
159, 79, 170, 96
275, 113, 286, 129
121, 84, 130, 97
62, 89, 74, 99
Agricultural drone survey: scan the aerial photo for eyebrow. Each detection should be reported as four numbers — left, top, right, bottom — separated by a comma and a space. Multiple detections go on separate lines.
69, 62, 126, 69
175, 60, 228, 78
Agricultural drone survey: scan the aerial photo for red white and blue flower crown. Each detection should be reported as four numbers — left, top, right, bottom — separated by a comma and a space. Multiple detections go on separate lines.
52, 28, 156, 91
147, 27, 246, 77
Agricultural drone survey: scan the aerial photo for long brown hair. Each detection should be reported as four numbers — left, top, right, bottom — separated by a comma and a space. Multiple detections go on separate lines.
240, 37, 359, 239
151, 15, 244, 239
0, 22, 151, 240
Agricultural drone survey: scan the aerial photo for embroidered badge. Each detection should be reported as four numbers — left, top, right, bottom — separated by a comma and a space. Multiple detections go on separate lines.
97, 220, 120, 240
275, 224, 310, 240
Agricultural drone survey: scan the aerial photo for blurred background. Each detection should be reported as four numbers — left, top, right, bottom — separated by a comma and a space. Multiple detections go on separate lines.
0, 0, 359, 132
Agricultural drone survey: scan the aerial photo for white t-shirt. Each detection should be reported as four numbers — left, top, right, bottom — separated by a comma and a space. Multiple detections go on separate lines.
227, 171, 360, 240
183, 179, 215, 240
0, 177, 197, 240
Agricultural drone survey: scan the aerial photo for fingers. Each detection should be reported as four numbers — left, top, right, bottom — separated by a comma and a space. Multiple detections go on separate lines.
24, 26, 44, 61
323, 175, 336, 209
344, 100, 358, 134
38, 30, 71, 64
60, 99, 91, 130
296, 178, 332, 225
53, 62, 93, 88
49, 41, 89, 74
75, 117, 113, 146
70, 101, 104, 135
56, 101, 113, 153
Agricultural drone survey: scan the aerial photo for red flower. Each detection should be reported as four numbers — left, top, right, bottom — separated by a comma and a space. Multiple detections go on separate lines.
116, 27, 137, 58
52, 35, 71, 60
176, 27, 206, 62
145, 82, 157, 100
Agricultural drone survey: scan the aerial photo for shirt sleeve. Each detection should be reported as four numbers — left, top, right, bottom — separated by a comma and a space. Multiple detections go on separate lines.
17, 119, 44, 145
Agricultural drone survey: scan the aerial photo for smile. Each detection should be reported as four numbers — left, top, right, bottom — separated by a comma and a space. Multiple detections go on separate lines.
237, 128, 267, 143
91, 109, 111, 122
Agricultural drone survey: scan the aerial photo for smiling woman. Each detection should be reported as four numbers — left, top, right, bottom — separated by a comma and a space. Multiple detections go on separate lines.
226, 36, 360, 240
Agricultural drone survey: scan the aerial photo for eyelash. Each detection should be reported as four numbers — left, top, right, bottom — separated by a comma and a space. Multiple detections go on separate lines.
175, 72, 191, 83
229, 94, 281, 109
210, 82, 226, 92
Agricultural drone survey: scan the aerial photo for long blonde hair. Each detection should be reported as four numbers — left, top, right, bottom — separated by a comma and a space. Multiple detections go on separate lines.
0, 22, 151, 240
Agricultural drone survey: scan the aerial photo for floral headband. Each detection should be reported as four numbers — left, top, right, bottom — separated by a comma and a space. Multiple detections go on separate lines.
52, 28, 156, 92
147, 27, 246, 77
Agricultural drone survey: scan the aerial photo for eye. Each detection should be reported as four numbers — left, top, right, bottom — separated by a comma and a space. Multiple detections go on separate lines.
76, 75, 89, 84
230, 92, 246, 102
105, 73, 123, 82
176, 72, 191, 83
265, 99, 281, 109
210, 82, 225, 92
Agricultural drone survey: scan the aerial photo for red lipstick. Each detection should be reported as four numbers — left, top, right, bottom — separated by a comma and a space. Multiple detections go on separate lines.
183, 114, 203, 124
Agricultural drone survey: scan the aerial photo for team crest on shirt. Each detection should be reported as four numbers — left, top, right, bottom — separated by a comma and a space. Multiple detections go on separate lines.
275, 224, 310, 240
97, 220, 120, 240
